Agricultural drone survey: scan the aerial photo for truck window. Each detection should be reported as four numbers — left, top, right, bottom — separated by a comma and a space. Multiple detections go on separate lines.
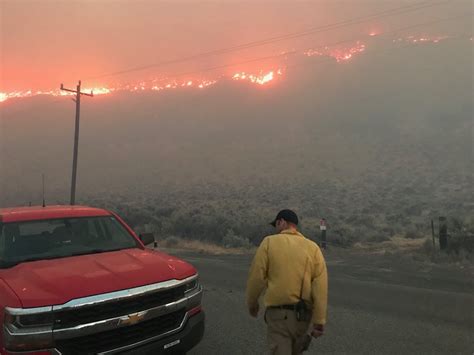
0, 216, 140, 268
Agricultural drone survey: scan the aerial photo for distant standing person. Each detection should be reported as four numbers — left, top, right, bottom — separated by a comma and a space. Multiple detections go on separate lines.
320, 218, 327, 249
246, 209, 328, 355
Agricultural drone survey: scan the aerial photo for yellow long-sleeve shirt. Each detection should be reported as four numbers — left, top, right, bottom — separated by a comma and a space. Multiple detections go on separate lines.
246, 229, 328, 325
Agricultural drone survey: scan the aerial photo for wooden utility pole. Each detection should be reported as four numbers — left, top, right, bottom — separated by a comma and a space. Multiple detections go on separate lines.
60, 81, 93, 205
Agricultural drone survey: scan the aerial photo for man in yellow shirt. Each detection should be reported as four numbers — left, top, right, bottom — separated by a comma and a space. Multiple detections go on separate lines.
246, 209, 328, 354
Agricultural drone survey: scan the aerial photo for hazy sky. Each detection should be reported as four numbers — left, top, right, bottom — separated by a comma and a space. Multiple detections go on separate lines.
1, 0, 471, 91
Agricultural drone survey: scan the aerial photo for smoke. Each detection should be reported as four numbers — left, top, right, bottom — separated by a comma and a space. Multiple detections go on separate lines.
1, 37, 472, 207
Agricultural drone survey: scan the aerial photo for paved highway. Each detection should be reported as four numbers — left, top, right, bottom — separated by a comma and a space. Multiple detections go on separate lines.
171, 249, 473, 354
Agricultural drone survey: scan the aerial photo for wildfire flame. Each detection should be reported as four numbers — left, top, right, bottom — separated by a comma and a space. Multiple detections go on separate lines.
83, 87, 112, 95
304, 41, 367, 62
0, 33, 464, 103
392, 35, 449, 44
232, 70, 277, 85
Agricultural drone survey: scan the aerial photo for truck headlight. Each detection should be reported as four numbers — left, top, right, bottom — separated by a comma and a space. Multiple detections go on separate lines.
184, 277, 202, 312
14, 312, 54, 328
4, 307, 54, 351
184, 278, 199, 293
4, 307, 54, 328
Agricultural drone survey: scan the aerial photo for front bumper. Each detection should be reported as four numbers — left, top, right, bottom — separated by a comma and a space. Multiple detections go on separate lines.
117, 310, 205, 355
1, 312, 204, 355
4, 277, 204, 354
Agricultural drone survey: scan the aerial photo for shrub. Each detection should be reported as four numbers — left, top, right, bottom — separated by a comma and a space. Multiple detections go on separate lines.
324, 232, 357, 248
447, 235, 474, 255
422, 238, 435, 254
164, 236, 180, 247
404, 229, 425, 239
420, 237, 472, 264
222, 229, 251, 248
366, 234, 391, 242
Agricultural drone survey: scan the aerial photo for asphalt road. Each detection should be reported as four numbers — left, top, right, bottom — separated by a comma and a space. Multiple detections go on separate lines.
167, 248, 474, 355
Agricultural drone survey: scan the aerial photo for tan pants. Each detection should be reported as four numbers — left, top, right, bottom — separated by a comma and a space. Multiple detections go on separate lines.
265, 308, 311, 355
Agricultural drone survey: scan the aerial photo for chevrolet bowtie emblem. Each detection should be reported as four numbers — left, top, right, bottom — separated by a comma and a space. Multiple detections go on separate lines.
119, 312, 145, 326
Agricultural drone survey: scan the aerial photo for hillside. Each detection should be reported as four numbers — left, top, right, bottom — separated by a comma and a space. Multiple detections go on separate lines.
1, 38, 472, 245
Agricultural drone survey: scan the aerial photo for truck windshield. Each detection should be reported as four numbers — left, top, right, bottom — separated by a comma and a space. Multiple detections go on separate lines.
0, 216, 139, 268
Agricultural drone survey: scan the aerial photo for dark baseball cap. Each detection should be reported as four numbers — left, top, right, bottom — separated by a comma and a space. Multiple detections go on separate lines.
270, 209, 299, 227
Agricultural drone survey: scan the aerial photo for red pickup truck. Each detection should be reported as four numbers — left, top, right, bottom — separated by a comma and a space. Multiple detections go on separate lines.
0, 205, 204, 354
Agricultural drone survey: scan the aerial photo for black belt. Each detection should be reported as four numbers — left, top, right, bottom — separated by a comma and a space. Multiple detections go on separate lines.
267, 304, 297, 310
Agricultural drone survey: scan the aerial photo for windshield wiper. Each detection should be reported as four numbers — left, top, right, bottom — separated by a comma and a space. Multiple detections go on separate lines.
0, 255, 68, 268
68, 248, 128, 257
0, 248, 132, 268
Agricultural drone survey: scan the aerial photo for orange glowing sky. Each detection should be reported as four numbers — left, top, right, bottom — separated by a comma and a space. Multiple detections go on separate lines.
1, 0, 471, 100
2, 33, 470, 103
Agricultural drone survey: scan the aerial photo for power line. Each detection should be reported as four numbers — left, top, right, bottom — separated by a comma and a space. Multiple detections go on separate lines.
285, 32, 471, 74
285, 19, 472, 71
117, 13, 471, 88
86, 1, 439, 79
85, 0, 449, 81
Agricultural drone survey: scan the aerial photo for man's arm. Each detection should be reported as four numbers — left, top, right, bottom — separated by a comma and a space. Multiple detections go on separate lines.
310, 246, 328, 326
246, 237, 269, 317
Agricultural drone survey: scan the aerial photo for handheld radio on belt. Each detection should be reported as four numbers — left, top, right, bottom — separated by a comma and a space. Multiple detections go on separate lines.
295, 258, 312, 322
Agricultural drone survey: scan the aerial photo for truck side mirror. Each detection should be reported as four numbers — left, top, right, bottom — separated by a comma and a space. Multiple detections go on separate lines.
139, 233, 155, 247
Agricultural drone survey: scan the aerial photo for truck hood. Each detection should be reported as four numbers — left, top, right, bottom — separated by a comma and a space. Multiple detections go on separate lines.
0, 248, 196, 308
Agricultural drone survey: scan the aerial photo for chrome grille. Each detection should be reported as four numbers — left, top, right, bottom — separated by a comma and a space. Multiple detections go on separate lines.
55, 309, 186, 354
53, 285, 186, 329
